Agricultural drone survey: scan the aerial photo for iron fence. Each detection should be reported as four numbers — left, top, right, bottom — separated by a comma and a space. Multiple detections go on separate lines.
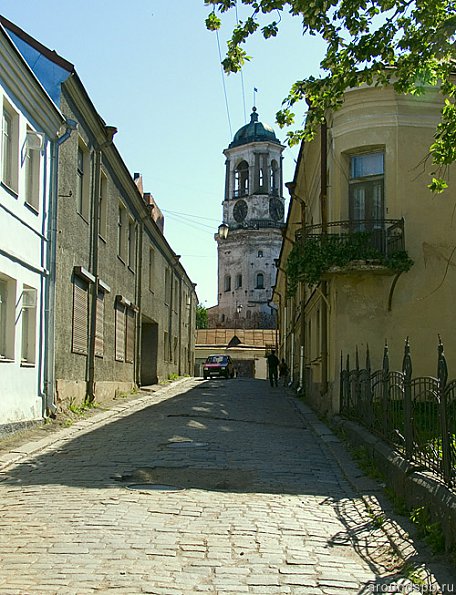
340, 338, 456, 487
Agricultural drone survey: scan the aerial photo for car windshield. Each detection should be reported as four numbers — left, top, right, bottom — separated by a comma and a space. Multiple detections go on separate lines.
206, 356, 227, 364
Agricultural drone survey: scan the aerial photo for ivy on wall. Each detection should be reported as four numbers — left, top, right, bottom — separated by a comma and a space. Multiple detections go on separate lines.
286, 232, 413, 295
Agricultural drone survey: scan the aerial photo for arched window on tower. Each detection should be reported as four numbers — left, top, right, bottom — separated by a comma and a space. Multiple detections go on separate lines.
270, 160, 279, 196
256, 273, 264, 289
257, 250, 263, 258
224, 275, 231, 292
234, 161, 249, 198
235, 274, 242, 289
259, 167, 264, 189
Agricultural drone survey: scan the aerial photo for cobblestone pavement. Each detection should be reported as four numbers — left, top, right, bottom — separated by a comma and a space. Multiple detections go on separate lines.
0, 378, 455, 594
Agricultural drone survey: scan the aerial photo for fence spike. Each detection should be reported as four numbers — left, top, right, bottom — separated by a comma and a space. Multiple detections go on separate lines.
437, 336, 448, 389
402, 337, 412, 380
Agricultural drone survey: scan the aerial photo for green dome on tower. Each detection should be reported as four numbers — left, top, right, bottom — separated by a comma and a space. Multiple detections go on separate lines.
229, 107, 280, 148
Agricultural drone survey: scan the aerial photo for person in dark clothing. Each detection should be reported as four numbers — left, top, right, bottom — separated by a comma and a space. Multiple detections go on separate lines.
267, 350, 280, 387
279, 358, 289, 387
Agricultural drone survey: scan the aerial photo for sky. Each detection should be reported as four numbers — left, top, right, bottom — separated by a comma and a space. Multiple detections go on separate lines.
1, 1, 325, 307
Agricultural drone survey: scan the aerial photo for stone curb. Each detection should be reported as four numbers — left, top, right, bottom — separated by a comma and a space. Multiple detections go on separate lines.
0, 377, 194, 473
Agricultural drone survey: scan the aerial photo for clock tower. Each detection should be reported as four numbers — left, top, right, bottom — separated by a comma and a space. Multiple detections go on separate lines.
210, 107, 286, 329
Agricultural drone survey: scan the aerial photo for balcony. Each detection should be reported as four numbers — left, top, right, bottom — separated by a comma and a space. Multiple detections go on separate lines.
287, 219, 413, 292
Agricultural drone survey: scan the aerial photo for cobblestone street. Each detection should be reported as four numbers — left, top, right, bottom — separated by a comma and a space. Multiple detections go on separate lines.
0, 378, 454, 594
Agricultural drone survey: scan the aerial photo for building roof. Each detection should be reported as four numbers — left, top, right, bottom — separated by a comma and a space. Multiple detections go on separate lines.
229, 107, 280, 149
196, 328, 277, 349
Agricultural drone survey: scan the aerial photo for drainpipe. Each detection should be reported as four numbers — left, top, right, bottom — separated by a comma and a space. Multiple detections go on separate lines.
43, 119, 77, 416
320, 120, 329, 396
87, 126, 117, 402
135, 221, 144, 387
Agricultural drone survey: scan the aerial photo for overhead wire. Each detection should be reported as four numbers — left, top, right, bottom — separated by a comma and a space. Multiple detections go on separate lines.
216, 28, 233, 139
235, 0, 247, 121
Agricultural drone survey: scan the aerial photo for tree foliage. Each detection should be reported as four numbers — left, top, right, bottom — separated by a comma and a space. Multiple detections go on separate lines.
205, 0, 456, 191
196, 303, 208, 329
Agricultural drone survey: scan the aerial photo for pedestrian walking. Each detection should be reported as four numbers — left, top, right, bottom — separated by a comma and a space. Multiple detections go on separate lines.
279, 358, 289, 387
267, 349, 280, 387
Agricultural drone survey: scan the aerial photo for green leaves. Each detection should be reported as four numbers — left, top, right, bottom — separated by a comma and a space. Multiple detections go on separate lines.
205, 0, 456, 191
285, 232, 413, 294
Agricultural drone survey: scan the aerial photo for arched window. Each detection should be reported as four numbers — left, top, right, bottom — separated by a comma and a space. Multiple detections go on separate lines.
224, 275, 231, 292
236, 274, 242, 289
234, 161, 249, 198
270, 160, 279, 195
256, 273, 264, 289
257, 250, 263, 258
259, 167, 264, 188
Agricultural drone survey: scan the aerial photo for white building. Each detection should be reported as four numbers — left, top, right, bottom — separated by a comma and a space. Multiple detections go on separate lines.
208, 108, 286, 329
0, 23, 64, 432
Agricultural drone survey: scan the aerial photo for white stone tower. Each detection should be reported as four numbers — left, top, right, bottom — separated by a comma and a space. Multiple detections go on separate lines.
210, 107, 286, 329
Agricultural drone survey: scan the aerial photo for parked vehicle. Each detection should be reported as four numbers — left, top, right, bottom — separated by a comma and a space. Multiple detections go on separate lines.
203, 355, 235, 379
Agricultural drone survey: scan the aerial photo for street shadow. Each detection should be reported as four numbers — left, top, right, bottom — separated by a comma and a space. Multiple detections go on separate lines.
1, 378, 339, 497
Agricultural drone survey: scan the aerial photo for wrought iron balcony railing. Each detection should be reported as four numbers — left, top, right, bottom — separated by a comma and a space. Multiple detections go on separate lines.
295, 219, 405, 258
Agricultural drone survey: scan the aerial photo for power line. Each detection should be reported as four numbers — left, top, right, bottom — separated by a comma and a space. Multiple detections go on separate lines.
161, 208, 220, 223
235, 0, 247, 122
216, 29, 233, 138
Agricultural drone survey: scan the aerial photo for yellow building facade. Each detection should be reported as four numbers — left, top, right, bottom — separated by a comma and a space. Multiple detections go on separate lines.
273, 83, 456, 415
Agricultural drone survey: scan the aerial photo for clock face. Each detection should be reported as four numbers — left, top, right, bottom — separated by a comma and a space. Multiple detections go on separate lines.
269, 197, 284, 221
233, 199, 248, 222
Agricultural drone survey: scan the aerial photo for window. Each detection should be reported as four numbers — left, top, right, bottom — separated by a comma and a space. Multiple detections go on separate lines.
173, 336, 178, 364
349, 152, 384, 231
224, 275, 231, 292
24, 129, 41, 210
125, 308, 135, 363
174, 278, 179, 312
259, 167, 264, 188
256, 273, 264, 289
21, 285, 37, 365
115, 301, 126, 362
117, 203, 127, 261
234, 160, 249, 197
164, 331, 169, 361
235, 274, 242, 289
72, 276, 89, 355
76, 143, 90, 220
99, 171, 107, 239
148, 249, 155, 292
270, 160, 279, 195
128, 218, 136, 270
164, 267, 171, 304
257, 250, 263, 258
0, 275, 15, 360
95, 291, 105, 358
2, 102, 19, 191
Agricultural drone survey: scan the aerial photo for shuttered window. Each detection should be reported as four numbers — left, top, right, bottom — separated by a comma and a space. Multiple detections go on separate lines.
72, 276, 89, 354
115, 302, 125, 361
95, 291, 104, 358
125, 308, 135, 364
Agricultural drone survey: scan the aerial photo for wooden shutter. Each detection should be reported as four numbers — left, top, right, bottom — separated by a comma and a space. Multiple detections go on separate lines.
115, 302, 125, 361
125, 308, 135, 364
72, 276, 88, 354
95, 291, 104, 358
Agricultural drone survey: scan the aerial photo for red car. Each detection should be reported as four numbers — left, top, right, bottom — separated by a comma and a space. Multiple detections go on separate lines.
203, 355, 235, 379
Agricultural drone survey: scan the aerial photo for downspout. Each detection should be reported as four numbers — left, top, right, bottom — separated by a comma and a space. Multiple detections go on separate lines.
320, 120, 329, 396
135, 221, 144, 387
178, 275, 183, 376
43, 118, 77, 416
87, 126, 117, 402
